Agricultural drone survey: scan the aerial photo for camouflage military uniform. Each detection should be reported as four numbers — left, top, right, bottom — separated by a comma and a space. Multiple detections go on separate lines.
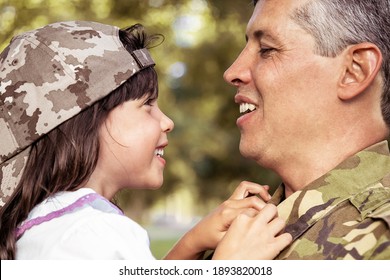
271, 141, 390, 259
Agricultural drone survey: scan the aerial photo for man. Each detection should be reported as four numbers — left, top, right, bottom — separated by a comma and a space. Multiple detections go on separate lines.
224, 0, 390, 259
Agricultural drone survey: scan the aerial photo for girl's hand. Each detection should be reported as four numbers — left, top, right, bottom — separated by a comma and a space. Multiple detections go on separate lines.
164, 181, 271, 259
191, 181, 271, 250
212, 204, 292, 260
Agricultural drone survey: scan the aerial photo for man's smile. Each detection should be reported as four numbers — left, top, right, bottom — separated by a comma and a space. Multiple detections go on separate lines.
239, 103, 257, 115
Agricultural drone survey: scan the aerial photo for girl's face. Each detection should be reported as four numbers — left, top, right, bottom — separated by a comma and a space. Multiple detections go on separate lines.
87, 94, 174, 199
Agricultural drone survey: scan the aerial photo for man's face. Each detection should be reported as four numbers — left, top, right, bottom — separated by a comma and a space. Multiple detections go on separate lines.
224, 0, 342, 170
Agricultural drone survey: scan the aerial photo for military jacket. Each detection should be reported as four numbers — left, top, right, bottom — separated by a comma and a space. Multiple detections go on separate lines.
271, 141, 390, 259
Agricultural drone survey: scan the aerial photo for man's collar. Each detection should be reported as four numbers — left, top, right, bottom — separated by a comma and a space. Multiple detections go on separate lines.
273, 141, 390, 223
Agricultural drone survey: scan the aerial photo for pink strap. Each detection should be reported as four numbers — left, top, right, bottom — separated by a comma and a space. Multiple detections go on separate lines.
16, 193, 123, 239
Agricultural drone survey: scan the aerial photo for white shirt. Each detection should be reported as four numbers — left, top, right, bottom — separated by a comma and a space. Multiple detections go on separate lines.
16, 188, 155, 260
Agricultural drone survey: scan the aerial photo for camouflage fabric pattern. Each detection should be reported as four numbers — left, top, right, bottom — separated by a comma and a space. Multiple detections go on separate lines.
271, 141, 390, 259
0, 21, 155, 207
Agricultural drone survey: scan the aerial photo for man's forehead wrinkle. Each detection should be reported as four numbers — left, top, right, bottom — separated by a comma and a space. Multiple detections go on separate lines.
247, 27, 282, 45
246, 0, 302, 44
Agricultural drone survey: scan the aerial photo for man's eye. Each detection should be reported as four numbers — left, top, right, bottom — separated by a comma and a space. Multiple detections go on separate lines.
259, 47, 275, 57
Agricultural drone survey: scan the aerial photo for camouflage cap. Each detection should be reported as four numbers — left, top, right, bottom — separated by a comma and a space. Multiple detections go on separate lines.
0, 21, 156, 207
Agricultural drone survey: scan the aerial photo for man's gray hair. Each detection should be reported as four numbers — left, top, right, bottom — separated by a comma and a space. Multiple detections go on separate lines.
291, 0, 390, 126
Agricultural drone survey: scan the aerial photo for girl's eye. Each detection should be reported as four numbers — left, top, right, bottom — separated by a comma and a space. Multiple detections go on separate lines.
144, 98, 156, 106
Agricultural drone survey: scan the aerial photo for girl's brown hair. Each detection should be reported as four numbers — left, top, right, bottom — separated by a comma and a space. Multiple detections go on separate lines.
0, 24, 160, 259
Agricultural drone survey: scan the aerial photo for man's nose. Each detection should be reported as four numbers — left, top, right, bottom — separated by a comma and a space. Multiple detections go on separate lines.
223, 48, 252, 86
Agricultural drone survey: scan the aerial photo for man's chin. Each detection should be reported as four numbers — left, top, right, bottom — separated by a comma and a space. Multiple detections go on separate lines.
239, 142, 267, 166
239, 143, 255, 160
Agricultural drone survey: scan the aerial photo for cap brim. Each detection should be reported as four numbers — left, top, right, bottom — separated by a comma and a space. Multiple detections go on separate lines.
0, 148, 30, 207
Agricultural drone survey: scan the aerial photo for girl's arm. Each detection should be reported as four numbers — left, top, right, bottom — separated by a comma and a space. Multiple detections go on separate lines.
163, 181, 272, 260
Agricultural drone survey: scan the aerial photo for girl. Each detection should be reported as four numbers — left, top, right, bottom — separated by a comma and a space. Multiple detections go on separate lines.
0, 21, 291, 259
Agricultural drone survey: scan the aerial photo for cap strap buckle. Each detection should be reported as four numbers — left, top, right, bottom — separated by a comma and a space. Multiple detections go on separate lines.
131, 48, 155, 69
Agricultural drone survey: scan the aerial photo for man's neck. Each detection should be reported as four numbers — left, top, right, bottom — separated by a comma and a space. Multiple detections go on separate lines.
277, 138, 387, 198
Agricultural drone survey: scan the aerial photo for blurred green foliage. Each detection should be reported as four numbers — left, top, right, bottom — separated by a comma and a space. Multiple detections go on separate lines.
0, 0, 280, 221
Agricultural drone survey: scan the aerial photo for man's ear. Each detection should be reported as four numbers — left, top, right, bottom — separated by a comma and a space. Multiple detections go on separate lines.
338, 43, 382, 101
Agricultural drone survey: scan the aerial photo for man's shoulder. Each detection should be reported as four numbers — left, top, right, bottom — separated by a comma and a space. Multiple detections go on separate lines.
349, 180, 390, 228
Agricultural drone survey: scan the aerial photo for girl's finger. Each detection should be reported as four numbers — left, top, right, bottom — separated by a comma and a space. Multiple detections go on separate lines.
240, 208, 259, 218
253, 203, 278, 224
224, 195, 268, 212
230, 181, 271, 201
274, 232, 293, 250
266, 216, 287, 236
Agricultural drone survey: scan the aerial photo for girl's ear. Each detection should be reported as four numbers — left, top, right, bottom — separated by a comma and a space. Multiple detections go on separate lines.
338, 43, 382, 101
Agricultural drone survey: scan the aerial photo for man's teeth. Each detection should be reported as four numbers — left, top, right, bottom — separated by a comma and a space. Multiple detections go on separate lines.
155, 148, 164, 157
239, 103, 256, 114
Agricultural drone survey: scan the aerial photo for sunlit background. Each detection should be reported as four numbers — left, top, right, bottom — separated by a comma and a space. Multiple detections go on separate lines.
0, 0, 281, 258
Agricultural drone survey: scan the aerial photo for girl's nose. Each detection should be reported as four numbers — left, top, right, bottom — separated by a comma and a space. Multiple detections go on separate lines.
162, 113, 174, 133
